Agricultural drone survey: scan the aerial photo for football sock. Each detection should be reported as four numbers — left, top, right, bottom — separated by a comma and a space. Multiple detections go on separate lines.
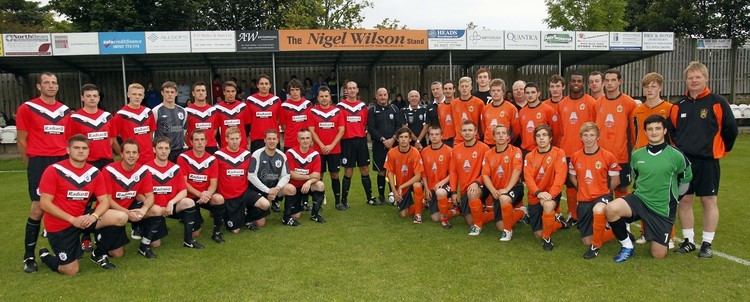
331, 177, 341, 205
610, 218, 631, 249
593, 212, 609, 248
437, 196, 452, 222
342, 176, 352, 201
468, 198, 484, 228
24, 218, 41, 259
566, 187, 578, 220
377, 175, 386, 198
361, 175, 373, 200
702, 231, 715, 244
284, 194, 299, 221
39, 249, 59, 272
413, 186, 424, 215
501, 202, 524, 231
183, 207, 198, 242
211, 204, 226, 233
311, 191, 325, 216
682, 228, 695, 244
542, 212, 560, 239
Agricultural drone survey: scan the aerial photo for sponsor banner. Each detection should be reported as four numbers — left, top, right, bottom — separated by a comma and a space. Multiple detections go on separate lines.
427, 29, 466, 50
2, 33, 52, 56
145, 31, 191, 53
504, 30, 540, 50
99, 32, 145, 55
236, 30, 279, 52
52, 33, 99, 56
697, 38, 731, 50
575, 31, 609, 51
0, 37, 3, 57
541, 31, 575, 50
466, 30, 504, 50
279, 29, 427, 51
642, 32, 674, 51
191, 31, 236, 53
609, 32, 642, 51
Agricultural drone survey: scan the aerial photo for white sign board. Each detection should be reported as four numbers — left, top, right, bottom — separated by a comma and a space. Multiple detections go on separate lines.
3, 33, 52, 56
642, 32, 674, 51
541, 31, 575, 50
190, 31, 236, 53
427, 29, 466, 50
697, 39, 732, 50
52, 33, 99, 56
609, 32, 642, 51
575, 31, 609, 51
466, 30, 504, 50
146, 31, 191, 53
504, 30, 540, 50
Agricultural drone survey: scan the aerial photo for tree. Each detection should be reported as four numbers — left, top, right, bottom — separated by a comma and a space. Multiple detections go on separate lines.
283, 0, 372, 29
50, 0, 202, 31
544, 0, 628, 31
195, 0, 288, 30
0, 0, 72, 33
374, 18, 406, 30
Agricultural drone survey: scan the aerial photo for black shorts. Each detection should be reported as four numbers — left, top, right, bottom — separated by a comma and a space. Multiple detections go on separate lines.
250, 140, 265, 154
321, 153, 342, 173
576, 195, 612, 237
623, 194, 674, 247
98, 226, 130, 252
27, 155, 67, 201
224, 194, 248, 231
47, 225, 95, 265
341, 137, 370, 168
397, 188, 415, 211
426, 185, 451, 214
371, 142, 387, 171
617, 163, 632, 190
528, 196, 561, 232
458, 187, 491, 217
88, 158, 114, 170
685, 156, 720, 196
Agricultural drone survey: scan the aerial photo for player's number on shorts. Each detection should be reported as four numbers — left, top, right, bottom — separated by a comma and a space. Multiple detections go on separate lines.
664, 233, 669, 244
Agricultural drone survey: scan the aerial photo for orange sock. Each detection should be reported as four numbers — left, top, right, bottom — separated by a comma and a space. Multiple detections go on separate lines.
592, 212, 608, 248
566, 187, 578, 220
542, 212, 560, 239
437, 196, 452, 222
602, 228, 615, 244
468, 198, 484, 228
413, 186, 424, 216
501, 202, 523, 231
640, 220, 646, 236
671, 226, 676, 239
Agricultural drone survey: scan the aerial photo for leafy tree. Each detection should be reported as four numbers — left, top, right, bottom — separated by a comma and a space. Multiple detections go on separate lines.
544, 0, 628, 31
0, 0, 71, 32
374, 18, 406, 30
50, 0, 201, 31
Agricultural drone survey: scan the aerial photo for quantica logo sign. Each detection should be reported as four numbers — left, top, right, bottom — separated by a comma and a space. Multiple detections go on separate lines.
279, 30, 427, 51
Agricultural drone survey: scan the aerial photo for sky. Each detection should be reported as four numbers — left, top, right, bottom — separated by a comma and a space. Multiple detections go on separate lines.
361, 0, 550, 30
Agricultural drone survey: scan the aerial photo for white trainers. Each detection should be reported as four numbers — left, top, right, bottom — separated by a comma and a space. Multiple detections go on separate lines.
635, 235, 647, 244
669, 238, 675, 249
468, 224, 482, 236
499, 230, 513, 242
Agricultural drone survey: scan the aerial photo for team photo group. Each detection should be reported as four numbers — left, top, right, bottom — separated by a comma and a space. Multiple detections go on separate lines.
15, 60, 737, 276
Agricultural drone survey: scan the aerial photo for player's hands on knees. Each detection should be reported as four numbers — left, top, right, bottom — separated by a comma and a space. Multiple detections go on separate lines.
165, 203, 175, 216
302, 182, 312, 194
451, 194, 459, 205
490, 189, 502, 201
424, 188, 432, 201
127, 210, 142, 222
537, 191, 552, 201
468, 183, 481, 196
198, 191, 211, 204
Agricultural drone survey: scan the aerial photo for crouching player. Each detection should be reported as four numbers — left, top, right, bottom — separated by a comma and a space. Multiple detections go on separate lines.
213, 127, 259, 233
449, 121, 490, 235
146, 137, 204, 249
481, 125, 526, 242
38, 135, 128, 275
421, 126, 453, 226
385, 128, 425, 223
606, 115, 692, 262
524, 125, 568, 250
286, 129, 327, 224
248, 130, 293, 226
568, 122, 620, 259
177, 130, 226, 243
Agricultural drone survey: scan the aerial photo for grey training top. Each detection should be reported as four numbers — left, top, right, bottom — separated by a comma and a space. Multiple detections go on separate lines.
152, 103, 187, 151
248, 148, 290, 193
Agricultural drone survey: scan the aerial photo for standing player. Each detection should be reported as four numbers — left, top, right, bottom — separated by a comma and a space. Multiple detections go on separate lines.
246, 75, 281, 153
66, 84, 118, 169
402, 90, 428, 148
338, 81, 375, 208
146, 137, 205, 249
473, 68, 492, 103
544, 75, 565, 147
510, 80, 527, 110
37, 135, 128, 275
214, 81, 249, 149
524, 125, 568, 250
595, 69, 636, 198
606, 115, 692, 262
518, 83, 558, 153
557, 72, 598, 225
385, 128, 425, 223
308, 86, 345, 209
113, 83, 155, 165
670, 61, 738, 257
451, 77, 484, 144
449, 121, 490, 235
588, 71, 604, 101
425, 81, 444, 136
286, 129, 327, 224
481, 78, 520, 148
214, 127, 262, 233
482, 125, 526, 242
177, 130, 225, 243
185, 81, 219, 154
152, 81, 187, 162
16, 72, 71, 273
568, 123, 621, 259
421, 126, 453, 225
368, 87, 404, 206
438, 81, 456, 146
248, 130, 294, 226
280, 79, 312, 151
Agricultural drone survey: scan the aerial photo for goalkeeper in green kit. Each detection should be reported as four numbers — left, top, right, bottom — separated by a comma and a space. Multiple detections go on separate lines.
604, 115, 692, 263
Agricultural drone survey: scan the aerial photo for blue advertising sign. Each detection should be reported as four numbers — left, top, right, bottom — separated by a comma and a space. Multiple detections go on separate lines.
99, 32, 145, 54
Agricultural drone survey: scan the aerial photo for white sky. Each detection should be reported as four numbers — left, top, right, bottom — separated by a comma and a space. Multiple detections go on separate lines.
362, 0, 550, 30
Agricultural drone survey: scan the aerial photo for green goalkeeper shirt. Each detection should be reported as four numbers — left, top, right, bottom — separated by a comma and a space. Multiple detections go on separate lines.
631, 143, 693, 218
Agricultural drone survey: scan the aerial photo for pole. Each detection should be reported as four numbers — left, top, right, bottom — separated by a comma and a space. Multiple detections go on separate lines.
449, 51, 453, 81
271, 52, 277, 96
121, 56, 127, 104
335, 64, 340, 103
558, 52, 562, 76
730, 43, 737, 104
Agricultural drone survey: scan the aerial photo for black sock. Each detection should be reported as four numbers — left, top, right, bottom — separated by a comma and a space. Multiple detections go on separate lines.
342, 176, 352, 202
377, 174, 386, 198
311, 191, 325, 216
361, 175, 373, 200
284, 194, 299, 221
211, 204, 226, 233
24, 218, 41, 259
331, 177, 341, 205
610, 218, 629, 241
182, 207, 198, 243
39, 250, 59, 272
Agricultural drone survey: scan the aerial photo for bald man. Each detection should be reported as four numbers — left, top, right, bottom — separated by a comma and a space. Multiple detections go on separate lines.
402, 90, 428, 148
511, 80, 527, 110
367, 88, 406, 205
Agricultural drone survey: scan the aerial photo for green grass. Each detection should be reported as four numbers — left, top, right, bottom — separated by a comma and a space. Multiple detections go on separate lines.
1, 137, 749, 301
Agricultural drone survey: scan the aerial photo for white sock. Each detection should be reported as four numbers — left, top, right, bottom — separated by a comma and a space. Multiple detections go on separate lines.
703, 231, 715, 244
682, 228, 695, 243
620, 238, 634, 249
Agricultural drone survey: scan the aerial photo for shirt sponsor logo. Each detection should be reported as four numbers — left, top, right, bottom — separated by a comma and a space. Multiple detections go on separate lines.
294, 168, 309, 175
226, 169, 244, 176
319, 121, 334, 129
224, 119, 241, 126
256, 111, 272, 118
153, 186, 172, 195
115, 191, 137, 199
87, 131, 108, 141
346, 116, 361, 123
134, 125, 150, 134
44, 125, 65, 134
195, 122, 212, 130
292, 115, 307, 122
67, 190, 90, 200
189, 173, 208, 182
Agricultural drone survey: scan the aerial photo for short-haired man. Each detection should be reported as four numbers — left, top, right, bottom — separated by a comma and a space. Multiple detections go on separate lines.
368, 87, 405, 206
451, 77, 485, 144
16, 72, 71, 272
544, 75, 566, 147
606, 115, 692, 262
524, 125, 568, 251
568, 122, 620, 259
449, 121, 490, 235
214, 127, 262, 233
402, 90, 428, 148
280, 78, 312, 151
246, 75, 281, 153
511, 80, 527, 109
588, 71, 604, 100
37, 135, 128, 275
153, 81, 187, 162
338, 81, 375, 208
308, 86, 345, 209
185, 81, 219, 154
438, 81, 456, 146
177, 130, 225, 243
481, 78, 520, 148
482, 125, 526, 242
425, 81, 444, 134
214, 81, 250, 150
473, 68, 492, 103
145, 137, 205, 249
248, 130, 293, 225
421, 126, 453, 226
670, 61, 738, 257
385, 127, 425, 223
286, 129, 327, 223
113, 83, 156, 165
518, 83, 558, 152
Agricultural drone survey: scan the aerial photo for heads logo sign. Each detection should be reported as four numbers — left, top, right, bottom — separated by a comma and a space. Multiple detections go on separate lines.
2, 33, 52, 56
428, 29, 466, 50
99, 32, 145, 55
